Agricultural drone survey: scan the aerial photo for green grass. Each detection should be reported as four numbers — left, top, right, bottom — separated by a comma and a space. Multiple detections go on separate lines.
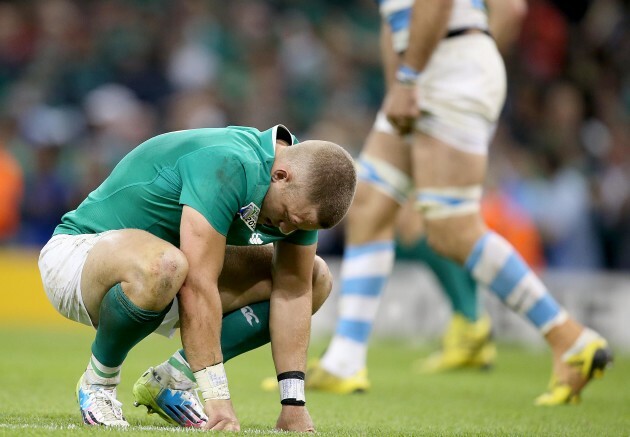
0, 326, 628, 436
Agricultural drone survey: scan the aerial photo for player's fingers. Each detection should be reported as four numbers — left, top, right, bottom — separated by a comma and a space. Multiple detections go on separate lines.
208, 418, 240, 431
275, 421, 316, 433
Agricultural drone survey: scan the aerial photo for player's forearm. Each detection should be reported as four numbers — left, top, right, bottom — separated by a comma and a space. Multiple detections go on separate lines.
178, 281, 224, 370
269, 286, 312, 374
381, 23, 398, 90
401, 0, 453, 73
268, 282, 313, 429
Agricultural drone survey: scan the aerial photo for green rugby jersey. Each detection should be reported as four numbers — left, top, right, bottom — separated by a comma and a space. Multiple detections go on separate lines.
54, 125, 317, 247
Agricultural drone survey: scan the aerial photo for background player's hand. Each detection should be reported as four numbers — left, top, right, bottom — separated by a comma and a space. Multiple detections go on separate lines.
275, 405, 315, 433
383, 82, 420, 135
203, 399, 240, 431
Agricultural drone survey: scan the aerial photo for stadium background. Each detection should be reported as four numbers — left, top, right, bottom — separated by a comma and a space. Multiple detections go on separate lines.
0, 1, 629, 435
0, 0, 630, 378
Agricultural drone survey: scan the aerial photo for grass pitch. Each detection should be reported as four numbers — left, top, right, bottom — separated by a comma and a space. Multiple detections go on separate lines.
0, 326, 628, 436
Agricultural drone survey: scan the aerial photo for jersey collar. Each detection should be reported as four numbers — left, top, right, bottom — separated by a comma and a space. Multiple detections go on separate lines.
271, 124, 295, 146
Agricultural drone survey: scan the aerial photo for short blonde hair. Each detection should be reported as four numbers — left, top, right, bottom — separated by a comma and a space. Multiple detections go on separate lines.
288, 141, 357, 229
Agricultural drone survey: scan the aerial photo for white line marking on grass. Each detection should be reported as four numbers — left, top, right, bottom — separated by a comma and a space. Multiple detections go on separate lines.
0, 424, 194, 432
0, 423, 279, 434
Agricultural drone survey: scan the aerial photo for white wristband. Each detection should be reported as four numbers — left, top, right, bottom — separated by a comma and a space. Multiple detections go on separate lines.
193, 363, 230, 400
277, 371, 306, 406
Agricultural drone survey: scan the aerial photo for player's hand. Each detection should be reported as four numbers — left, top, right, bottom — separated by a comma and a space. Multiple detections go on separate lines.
275, 405, 315, 433
383, 81, 420, 135
202, 399, 240, 431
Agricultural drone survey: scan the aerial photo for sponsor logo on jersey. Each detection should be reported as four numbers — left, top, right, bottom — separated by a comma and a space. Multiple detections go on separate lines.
241, 306, 260, 326
249, 232, 264, 245
238, 202, 260, 231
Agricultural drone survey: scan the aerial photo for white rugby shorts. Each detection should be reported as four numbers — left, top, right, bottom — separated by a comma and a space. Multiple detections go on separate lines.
38, 232, 179, 337
375, 33, 506, 155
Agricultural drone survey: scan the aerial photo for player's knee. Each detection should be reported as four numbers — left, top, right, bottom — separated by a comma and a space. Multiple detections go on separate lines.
136, 246, 188, 304
157, 247, 189, 294
425, 214, 487, 264
312, 256, 333, 314
346, 186, 398, 241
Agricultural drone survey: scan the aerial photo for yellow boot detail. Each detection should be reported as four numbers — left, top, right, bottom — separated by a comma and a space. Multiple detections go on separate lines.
416, 314, 496, 374
305, 360, 370, 394
260, 376, 278, 392
535, 332, 613, 406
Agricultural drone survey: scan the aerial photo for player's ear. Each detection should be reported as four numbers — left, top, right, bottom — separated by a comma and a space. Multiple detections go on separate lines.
271, 168, 289, 182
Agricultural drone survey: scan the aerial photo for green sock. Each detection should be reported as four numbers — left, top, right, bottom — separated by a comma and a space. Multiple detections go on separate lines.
177, 300, 271, 366
91, 283, 172, 368
396, 237, 479, 321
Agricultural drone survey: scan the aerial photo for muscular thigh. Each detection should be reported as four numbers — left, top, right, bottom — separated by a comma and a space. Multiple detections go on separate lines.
411, 133, 488, 262
411, 132, 487, 187
362, 129, 412, 174
218, 245, 274, 313
81, 229, 180, 322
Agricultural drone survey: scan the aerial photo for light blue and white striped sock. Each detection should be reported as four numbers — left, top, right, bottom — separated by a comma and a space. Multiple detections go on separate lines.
321, 240, 395, 378
465, 232, 567, 333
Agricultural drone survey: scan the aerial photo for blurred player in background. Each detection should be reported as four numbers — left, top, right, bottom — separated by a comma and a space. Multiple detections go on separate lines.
394, 0, 530, 374
39, 124, 356, 430
308, 0, 613, 406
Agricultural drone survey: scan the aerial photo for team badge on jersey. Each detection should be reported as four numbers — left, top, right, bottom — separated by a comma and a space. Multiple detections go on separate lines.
249, 232, 264, 245
238, 202, 260, 231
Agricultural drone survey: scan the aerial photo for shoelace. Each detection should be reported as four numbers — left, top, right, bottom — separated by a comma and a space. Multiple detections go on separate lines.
93, 387, 125, 422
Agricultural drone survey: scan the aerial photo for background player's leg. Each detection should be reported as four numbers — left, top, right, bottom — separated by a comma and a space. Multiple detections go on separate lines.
418, 239, 479, 321
395, 193, 496, 373
412, 131, 612, 405
396, 236, 496, 372
314, 130, 408, 392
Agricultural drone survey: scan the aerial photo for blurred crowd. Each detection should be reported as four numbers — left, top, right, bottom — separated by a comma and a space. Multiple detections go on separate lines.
0, 0, 628, 270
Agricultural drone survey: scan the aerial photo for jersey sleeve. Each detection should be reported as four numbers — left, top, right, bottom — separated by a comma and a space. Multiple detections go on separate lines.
178, 149, 246, 236
283, 229, 318, 246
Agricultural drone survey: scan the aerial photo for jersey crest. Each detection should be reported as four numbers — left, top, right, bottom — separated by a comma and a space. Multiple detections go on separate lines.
238, 202, 260, 231
249, 232, 264, 245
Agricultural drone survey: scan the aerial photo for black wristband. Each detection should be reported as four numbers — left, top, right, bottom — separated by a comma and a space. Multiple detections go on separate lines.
277, 371, 305, 381
281, 398, 306, 406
